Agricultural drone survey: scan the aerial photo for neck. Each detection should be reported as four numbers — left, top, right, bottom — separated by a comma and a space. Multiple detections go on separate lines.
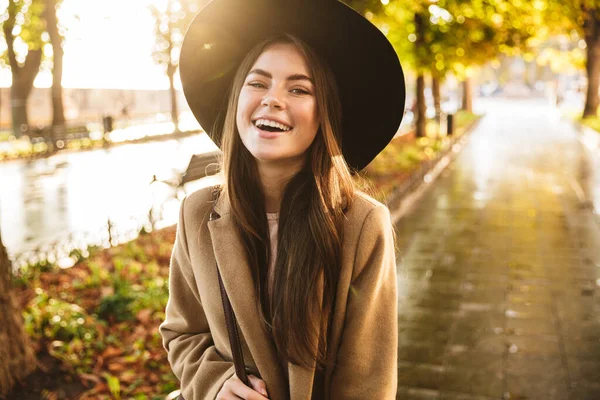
257, 158, 304, 213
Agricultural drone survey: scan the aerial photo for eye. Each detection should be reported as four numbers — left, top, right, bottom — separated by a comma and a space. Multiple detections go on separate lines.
248, 81, 267, 89
291, 87, 311, 95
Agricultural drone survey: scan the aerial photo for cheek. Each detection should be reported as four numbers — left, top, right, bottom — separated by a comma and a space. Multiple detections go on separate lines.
236, 92, 253, 133
302, 101, 319, 136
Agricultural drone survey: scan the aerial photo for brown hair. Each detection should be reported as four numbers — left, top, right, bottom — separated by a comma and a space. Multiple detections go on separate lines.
219, 34, 356, 370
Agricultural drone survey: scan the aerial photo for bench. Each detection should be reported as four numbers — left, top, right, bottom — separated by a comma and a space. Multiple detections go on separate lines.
152, 150, 221, 194
30, 125, 91, 148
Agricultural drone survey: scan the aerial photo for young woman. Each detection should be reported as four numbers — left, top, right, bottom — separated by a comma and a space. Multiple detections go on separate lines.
159, 0, 406, 399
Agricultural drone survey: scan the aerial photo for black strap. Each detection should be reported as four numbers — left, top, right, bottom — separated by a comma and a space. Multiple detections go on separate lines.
210, 187, 250, 387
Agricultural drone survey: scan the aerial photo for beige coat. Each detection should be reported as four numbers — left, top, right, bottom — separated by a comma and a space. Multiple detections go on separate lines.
159, 185, 398, 400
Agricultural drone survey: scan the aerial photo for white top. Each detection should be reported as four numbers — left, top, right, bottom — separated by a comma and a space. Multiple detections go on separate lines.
266, 212, 279, 279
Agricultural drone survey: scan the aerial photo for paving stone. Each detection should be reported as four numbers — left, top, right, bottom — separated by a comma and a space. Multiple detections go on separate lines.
504, 302, 555, 320
505, 372, 569, 400
563, 337, 600, 359
397, 386, 441, 400
440, 365, 504, 399
444, 350, 503, 371
505, 318, 558, 336
505, 335, 562, 357
399, 327, 453, 344
439, 393, 498, 400
566, 357, 600, 385
568, 386, 600, 400
398, 362, 445, 391
397, 340, 447, 365
448, 333, 507, 355
505, 354, 566, 378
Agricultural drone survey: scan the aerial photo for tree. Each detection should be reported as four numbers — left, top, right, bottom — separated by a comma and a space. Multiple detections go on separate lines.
0, 230, 36, 396
581, 3, 600, 116
544, 1, 600, 117
150, 0, 207, 131
42, 0, 65, 128
1, 0, 45, 137
377, 0, 538, 132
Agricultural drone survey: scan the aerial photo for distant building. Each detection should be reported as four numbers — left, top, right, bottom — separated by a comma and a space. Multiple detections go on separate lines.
0, 87, 189, 130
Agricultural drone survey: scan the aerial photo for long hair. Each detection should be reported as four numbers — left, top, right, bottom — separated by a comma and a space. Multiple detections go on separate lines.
219, 34, 357, 370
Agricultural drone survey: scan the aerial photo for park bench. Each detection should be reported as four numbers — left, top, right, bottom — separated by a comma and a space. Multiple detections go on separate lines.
30, 125, 91, 148
152, 150, 221, 194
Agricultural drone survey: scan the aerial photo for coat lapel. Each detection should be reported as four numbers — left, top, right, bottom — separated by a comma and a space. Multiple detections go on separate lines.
207, 191, 320, 400
288, 271, 324, 400
207, 192, 289, 399
288, 362, 317, 400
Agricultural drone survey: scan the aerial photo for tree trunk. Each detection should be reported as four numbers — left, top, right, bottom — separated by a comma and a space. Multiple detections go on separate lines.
462, 77, 473, 113
45, 0, 66, 127
432, 75, 441, 118
10, 95, 29, 136
0, 231, 37, 396
10, 50, 42, 137
3, 6, 43, 138
416, 74, 426, 138
414, 12, 427, 138
166, 1, 180, 131
583, 7, 600, 118
168, 64, 179, 131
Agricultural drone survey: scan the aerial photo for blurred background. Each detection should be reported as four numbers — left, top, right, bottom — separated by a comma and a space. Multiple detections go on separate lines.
1, 1, 600, 399
0, 0, 595, 258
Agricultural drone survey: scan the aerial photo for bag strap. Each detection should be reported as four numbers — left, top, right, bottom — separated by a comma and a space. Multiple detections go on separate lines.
210, 186, 251, 387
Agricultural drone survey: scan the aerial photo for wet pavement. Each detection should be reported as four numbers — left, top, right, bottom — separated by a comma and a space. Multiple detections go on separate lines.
393, 98, 600, 400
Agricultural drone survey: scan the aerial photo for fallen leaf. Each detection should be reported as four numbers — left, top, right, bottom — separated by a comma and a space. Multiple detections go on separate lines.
100, 286, 115, 298
137, 308, 152, 324
79, 372, 102, 385
101, 346, 123, 359
108, 362, 127, 373
118, 369, 137, 384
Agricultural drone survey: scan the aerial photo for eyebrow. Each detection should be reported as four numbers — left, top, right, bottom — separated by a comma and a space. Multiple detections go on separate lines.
248, 68, 314, 84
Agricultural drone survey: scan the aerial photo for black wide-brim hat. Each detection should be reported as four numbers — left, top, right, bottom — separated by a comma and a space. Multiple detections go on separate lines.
180, 0, 406, 172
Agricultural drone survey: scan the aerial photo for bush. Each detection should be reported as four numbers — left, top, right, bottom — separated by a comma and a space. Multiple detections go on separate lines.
23, 289, 107, 374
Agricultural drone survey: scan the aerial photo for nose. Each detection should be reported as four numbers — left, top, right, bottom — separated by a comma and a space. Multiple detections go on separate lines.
261, 87, 284, 109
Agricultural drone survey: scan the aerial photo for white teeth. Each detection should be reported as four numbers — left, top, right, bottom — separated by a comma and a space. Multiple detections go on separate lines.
254, 118, 292, 131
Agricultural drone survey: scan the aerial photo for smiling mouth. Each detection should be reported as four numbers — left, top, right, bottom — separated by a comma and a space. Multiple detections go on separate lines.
253, 119, 293, 133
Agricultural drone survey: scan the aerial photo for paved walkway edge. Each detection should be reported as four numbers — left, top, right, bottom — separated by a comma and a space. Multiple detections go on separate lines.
390, 116, 484, 224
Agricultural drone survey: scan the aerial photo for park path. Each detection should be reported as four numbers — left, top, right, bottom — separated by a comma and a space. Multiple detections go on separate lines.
394, 97, 600, 400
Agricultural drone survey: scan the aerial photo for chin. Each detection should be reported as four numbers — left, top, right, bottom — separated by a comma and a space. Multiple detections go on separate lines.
251, 152, 286, 162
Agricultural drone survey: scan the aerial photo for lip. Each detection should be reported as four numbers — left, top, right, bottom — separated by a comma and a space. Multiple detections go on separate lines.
253, 124, 287, 139
252, 115, 294, 129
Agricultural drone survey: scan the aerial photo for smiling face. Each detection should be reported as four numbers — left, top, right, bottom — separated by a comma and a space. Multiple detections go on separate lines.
236, 43, 319, 168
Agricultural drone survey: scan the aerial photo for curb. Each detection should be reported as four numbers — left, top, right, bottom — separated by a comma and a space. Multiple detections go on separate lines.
0, 129, 204, 164
564, 117, 600, 224
388, 115, 484, 224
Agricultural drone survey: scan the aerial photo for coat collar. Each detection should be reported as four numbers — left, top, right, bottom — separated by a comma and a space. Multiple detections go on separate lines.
207, 190, 319, 400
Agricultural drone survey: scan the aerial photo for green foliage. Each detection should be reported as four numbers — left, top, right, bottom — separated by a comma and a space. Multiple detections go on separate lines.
15, 227, 178, 398
97, 291, 135, 322
103, 373, 122, 399
12, 258, 56, 287
358, 0, 547, 80
579, 114, 600, 132
1, 0, 46, 65
23, 289, 107, 373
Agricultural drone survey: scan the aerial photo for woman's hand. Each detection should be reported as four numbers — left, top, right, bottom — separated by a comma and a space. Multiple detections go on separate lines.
216, 374, 269, 399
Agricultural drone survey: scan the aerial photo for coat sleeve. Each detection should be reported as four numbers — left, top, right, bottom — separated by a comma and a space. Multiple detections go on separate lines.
159, 196, 235, 400
329, 205, 398, 399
